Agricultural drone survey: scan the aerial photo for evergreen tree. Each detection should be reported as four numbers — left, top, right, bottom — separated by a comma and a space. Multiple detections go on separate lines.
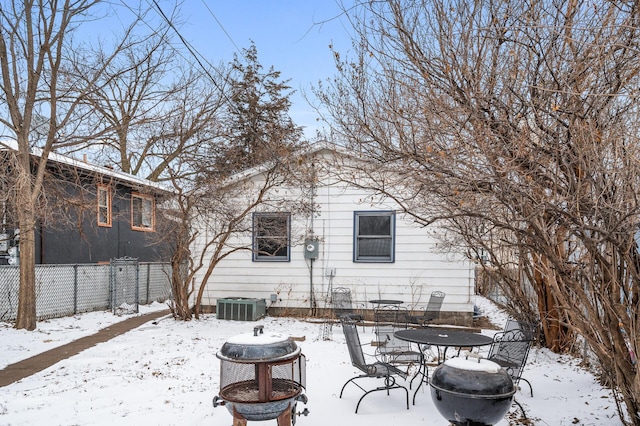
215, 42, 302, 172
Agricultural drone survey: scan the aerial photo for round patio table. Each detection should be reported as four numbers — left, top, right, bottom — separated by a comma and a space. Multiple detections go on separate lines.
395, 328, 493, 352
394, 327, 494, 404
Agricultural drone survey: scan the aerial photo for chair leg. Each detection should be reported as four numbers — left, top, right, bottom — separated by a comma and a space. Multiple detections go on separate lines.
340, 376, 365, 398
520, 377, 533, 397
354, 383, 409, 413
342, 374, 410, 413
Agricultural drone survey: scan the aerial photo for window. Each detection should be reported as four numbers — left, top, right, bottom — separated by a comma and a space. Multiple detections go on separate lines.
354, 211, 395, 263
97, 185, 112, 227
131, 193, 154, 231
253, 213, 290, 261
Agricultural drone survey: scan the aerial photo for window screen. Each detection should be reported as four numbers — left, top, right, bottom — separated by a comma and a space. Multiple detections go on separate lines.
97, 185, 112, 227
253, 213, 290, 261
354, 211, 395, 262
131, 193, 154, 231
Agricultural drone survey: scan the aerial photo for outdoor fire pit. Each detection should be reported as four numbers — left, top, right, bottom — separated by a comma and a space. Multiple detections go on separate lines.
213, 325, 308, 426
430, 355, 515, 426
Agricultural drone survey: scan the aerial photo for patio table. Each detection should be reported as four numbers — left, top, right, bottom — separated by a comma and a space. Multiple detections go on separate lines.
394, 327, 494, 404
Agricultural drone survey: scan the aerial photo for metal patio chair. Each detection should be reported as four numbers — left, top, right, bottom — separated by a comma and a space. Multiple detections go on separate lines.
331, 287, 364, 326
504, 317, 538, 340
408, 290, 445, 326
487, 328, 535, 397
339, 317, 410, 413
374, 306, 423, 372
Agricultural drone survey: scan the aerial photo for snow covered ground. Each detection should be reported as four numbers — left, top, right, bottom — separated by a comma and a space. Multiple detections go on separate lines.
0, 297, 623, 425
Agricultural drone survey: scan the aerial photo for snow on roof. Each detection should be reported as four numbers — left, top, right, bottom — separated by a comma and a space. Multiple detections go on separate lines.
0, 139, 172, 193
215, 140, 344, 188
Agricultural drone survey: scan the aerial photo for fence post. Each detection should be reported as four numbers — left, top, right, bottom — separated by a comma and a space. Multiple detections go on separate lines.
146, 263, 151, 304
109, 261, 114, 312
73, 264, 78, 315
135, 261, 140, 313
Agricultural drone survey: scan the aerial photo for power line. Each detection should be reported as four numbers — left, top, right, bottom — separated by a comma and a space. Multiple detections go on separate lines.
115, 0, 230, 91
199, 0, 241, 54
148, 0, 229, 98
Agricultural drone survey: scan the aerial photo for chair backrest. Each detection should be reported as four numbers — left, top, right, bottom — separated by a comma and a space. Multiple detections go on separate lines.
374, 305, 402, 325
373, 307, 419, 363
332, 287, 355, 319
375, 324, 416, 358
422, 291, 445, 321
341, 318, 369, 373
487, 328, 533, 384
504, 318, 537, 340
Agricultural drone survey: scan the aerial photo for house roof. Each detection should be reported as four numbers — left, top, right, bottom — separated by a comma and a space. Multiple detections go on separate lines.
218, 140, 345, 185
0, 139, 172, 194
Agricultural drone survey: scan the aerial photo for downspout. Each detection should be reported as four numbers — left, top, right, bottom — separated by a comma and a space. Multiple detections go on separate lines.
310, 258, 314, 312
309, 162, 317, 315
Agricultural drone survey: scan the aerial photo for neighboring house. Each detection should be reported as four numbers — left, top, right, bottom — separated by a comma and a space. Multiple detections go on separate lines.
192, 142, 477, 324
0, 140, 172, 265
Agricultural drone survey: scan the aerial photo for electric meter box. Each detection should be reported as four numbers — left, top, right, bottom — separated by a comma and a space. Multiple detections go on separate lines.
304, 240, 319, 259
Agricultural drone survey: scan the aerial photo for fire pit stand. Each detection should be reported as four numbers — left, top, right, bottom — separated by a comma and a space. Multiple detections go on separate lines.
213, 325, 308, 426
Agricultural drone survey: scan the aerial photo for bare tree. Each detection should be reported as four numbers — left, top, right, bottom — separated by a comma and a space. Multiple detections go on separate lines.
152, 43, 307, 320
157, 146, 311, 323
69, 29, 229, 183
0, 1, 175, 330
315, 0, 640, 422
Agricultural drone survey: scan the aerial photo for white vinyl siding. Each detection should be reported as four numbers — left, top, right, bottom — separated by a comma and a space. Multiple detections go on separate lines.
191, 146, 475, 316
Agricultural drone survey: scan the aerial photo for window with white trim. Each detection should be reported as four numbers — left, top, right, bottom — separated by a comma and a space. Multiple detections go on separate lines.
97, 185, 112, 227
354, 211, 395, 262
131, 193, 154, 231
253, 213, 290, 262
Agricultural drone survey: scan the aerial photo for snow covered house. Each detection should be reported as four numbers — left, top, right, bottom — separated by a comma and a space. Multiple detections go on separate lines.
192, 142, 476, 324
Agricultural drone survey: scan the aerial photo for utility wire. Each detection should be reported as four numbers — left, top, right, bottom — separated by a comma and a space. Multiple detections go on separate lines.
148, 0, 229, 100
116, 0, 232, 100
199, 0, 241, 54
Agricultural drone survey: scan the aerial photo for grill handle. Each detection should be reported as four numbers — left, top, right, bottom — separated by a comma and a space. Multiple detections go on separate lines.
296, 393, 308, 405
212, 395, 227, 407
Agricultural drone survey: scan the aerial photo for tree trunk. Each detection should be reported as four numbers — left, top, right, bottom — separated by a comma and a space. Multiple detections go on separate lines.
170, 256, 191, 321
14, 167, 37, 330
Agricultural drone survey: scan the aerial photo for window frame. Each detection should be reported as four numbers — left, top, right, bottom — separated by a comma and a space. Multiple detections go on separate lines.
97, 184, 112, 227
353, 210, 396, 263
252, 212, 291, 262
131, 192, 155, 232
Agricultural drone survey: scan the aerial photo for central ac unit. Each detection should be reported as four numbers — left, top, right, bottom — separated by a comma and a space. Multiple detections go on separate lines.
217, 297, 266, 321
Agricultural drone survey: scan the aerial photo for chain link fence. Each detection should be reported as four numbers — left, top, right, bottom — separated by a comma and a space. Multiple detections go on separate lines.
0, 262, 173, 322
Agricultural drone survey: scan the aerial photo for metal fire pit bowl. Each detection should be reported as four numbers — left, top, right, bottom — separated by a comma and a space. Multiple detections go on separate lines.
213, 326, 308, 425
430, 356, 515, 426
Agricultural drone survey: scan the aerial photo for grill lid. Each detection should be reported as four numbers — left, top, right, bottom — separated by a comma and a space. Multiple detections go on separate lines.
430, 356, 515, 398
217, 325, 300, 363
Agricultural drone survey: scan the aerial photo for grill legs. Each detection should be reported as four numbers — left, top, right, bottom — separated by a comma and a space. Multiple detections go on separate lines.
276, 407, 292, 426
229, 402, 293, 426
